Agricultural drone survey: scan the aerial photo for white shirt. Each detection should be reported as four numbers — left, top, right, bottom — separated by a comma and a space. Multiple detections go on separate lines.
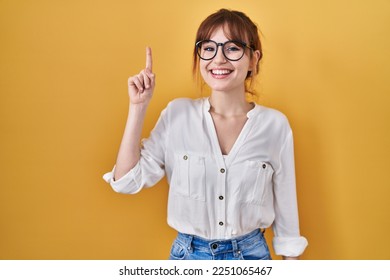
103, 97, 308, 257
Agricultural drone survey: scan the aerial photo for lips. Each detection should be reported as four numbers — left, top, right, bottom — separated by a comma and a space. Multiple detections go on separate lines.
210, 69, 233, 78
212, 69, 232, 75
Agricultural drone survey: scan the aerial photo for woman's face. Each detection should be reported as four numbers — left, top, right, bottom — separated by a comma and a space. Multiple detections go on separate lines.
199, 26, 253, 94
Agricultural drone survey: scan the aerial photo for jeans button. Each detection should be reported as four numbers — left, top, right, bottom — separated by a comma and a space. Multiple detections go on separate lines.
212, 243, 218, 250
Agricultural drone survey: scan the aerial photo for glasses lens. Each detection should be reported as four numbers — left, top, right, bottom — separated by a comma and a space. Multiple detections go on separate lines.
197, 40, 217, 60
223, 41, 245, 61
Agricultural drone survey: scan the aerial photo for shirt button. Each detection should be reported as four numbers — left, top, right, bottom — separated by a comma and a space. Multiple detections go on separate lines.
219, 196, 224, 200
262, 163, 266, 169
219, 221, 224, 226
220, 168, 225, 173
183, 155, 188, 160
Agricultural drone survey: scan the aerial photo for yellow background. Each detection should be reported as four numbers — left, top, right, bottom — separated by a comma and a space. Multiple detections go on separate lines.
1, 0, 389, 260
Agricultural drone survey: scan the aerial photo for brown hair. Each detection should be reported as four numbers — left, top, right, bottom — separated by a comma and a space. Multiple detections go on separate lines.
193, 9, 263, 99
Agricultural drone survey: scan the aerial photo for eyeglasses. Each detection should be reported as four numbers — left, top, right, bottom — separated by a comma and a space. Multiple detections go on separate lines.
195, 40, 253, 61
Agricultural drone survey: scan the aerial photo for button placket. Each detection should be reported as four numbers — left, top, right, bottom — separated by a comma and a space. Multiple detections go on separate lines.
217, 165, 226, 233
204, 104, 229, 238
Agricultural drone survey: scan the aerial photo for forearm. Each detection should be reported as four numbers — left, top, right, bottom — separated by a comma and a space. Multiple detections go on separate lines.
111, 46, 154, 181
114, 103, 148, 180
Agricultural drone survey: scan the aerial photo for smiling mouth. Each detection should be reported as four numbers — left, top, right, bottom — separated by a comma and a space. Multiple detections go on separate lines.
211, 69, 233, 76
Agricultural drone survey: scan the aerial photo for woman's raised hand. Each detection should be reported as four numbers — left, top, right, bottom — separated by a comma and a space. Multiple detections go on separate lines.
128, 47, 155, 105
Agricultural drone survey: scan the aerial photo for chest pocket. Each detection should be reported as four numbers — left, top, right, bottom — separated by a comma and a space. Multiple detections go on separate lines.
170, 153, 206, 201
239, 161, 274, 205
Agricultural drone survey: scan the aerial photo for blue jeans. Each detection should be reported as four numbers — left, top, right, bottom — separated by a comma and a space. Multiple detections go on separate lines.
169, 229, 271, 260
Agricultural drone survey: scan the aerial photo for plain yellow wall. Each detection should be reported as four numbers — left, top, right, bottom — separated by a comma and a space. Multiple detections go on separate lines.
1, 0, 389, 260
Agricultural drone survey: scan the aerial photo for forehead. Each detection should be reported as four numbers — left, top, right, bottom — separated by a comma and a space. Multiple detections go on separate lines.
208, 26, 229, 40
207, 23, 248, 42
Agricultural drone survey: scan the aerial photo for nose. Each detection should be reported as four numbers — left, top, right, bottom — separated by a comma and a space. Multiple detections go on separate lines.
214, 45, 227, 64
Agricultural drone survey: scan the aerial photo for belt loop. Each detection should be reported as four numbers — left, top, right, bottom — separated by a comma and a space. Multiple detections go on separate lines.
232, 239, 239, 258
186, 235, 194, 253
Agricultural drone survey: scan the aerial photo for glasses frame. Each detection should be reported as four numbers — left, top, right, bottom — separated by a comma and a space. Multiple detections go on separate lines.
195, 39, 253, 62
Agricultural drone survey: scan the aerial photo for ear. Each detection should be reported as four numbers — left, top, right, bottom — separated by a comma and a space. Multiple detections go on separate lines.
249, 50, 261, 72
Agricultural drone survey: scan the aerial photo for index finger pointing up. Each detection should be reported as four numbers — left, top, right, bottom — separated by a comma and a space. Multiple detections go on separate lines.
146, 47, 153, 71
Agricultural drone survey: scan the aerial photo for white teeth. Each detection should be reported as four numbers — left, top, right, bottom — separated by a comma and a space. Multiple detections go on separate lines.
211, 69, 232, 75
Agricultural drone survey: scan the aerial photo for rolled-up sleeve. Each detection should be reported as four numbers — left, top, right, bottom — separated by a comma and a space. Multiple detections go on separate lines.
272, 130, 308, 256
103, 107, 169, 194
103, 162, 143, 194
272, 236, 308, 257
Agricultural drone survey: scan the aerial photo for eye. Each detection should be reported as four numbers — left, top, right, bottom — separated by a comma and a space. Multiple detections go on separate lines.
202, 43, 216, 52
227, 46, 240, 52
225, 42, 243, 52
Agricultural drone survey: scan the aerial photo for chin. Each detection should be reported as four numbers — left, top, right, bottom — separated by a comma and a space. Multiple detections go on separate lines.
208, 82, 243, 94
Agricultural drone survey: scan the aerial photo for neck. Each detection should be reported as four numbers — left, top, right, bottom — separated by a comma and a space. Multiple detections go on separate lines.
209, 88, 253, 117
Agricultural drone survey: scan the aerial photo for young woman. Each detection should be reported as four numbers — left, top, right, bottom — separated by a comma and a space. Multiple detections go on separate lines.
104, 9, 308, 260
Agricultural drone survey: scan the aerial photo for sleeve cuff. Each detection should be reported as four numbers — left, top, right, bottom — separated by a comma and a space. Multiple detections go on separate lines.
272, 236, 308, 257
102, 162, 143, 194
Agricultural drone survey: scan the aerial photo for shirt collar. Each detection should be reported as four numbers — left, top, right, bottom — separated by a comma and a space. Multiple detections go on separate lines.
203, 97, 261, 119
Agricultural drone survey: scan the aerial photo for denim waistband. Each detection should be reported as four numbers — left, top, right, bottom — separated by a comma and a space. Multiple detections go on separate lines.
175, 229, 265, 255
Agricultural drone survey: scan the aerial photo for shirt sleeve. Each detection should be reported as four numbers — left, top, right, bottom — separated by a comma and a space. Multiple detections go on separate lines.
102, 107, 169, 194
272, 130, 308, 257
